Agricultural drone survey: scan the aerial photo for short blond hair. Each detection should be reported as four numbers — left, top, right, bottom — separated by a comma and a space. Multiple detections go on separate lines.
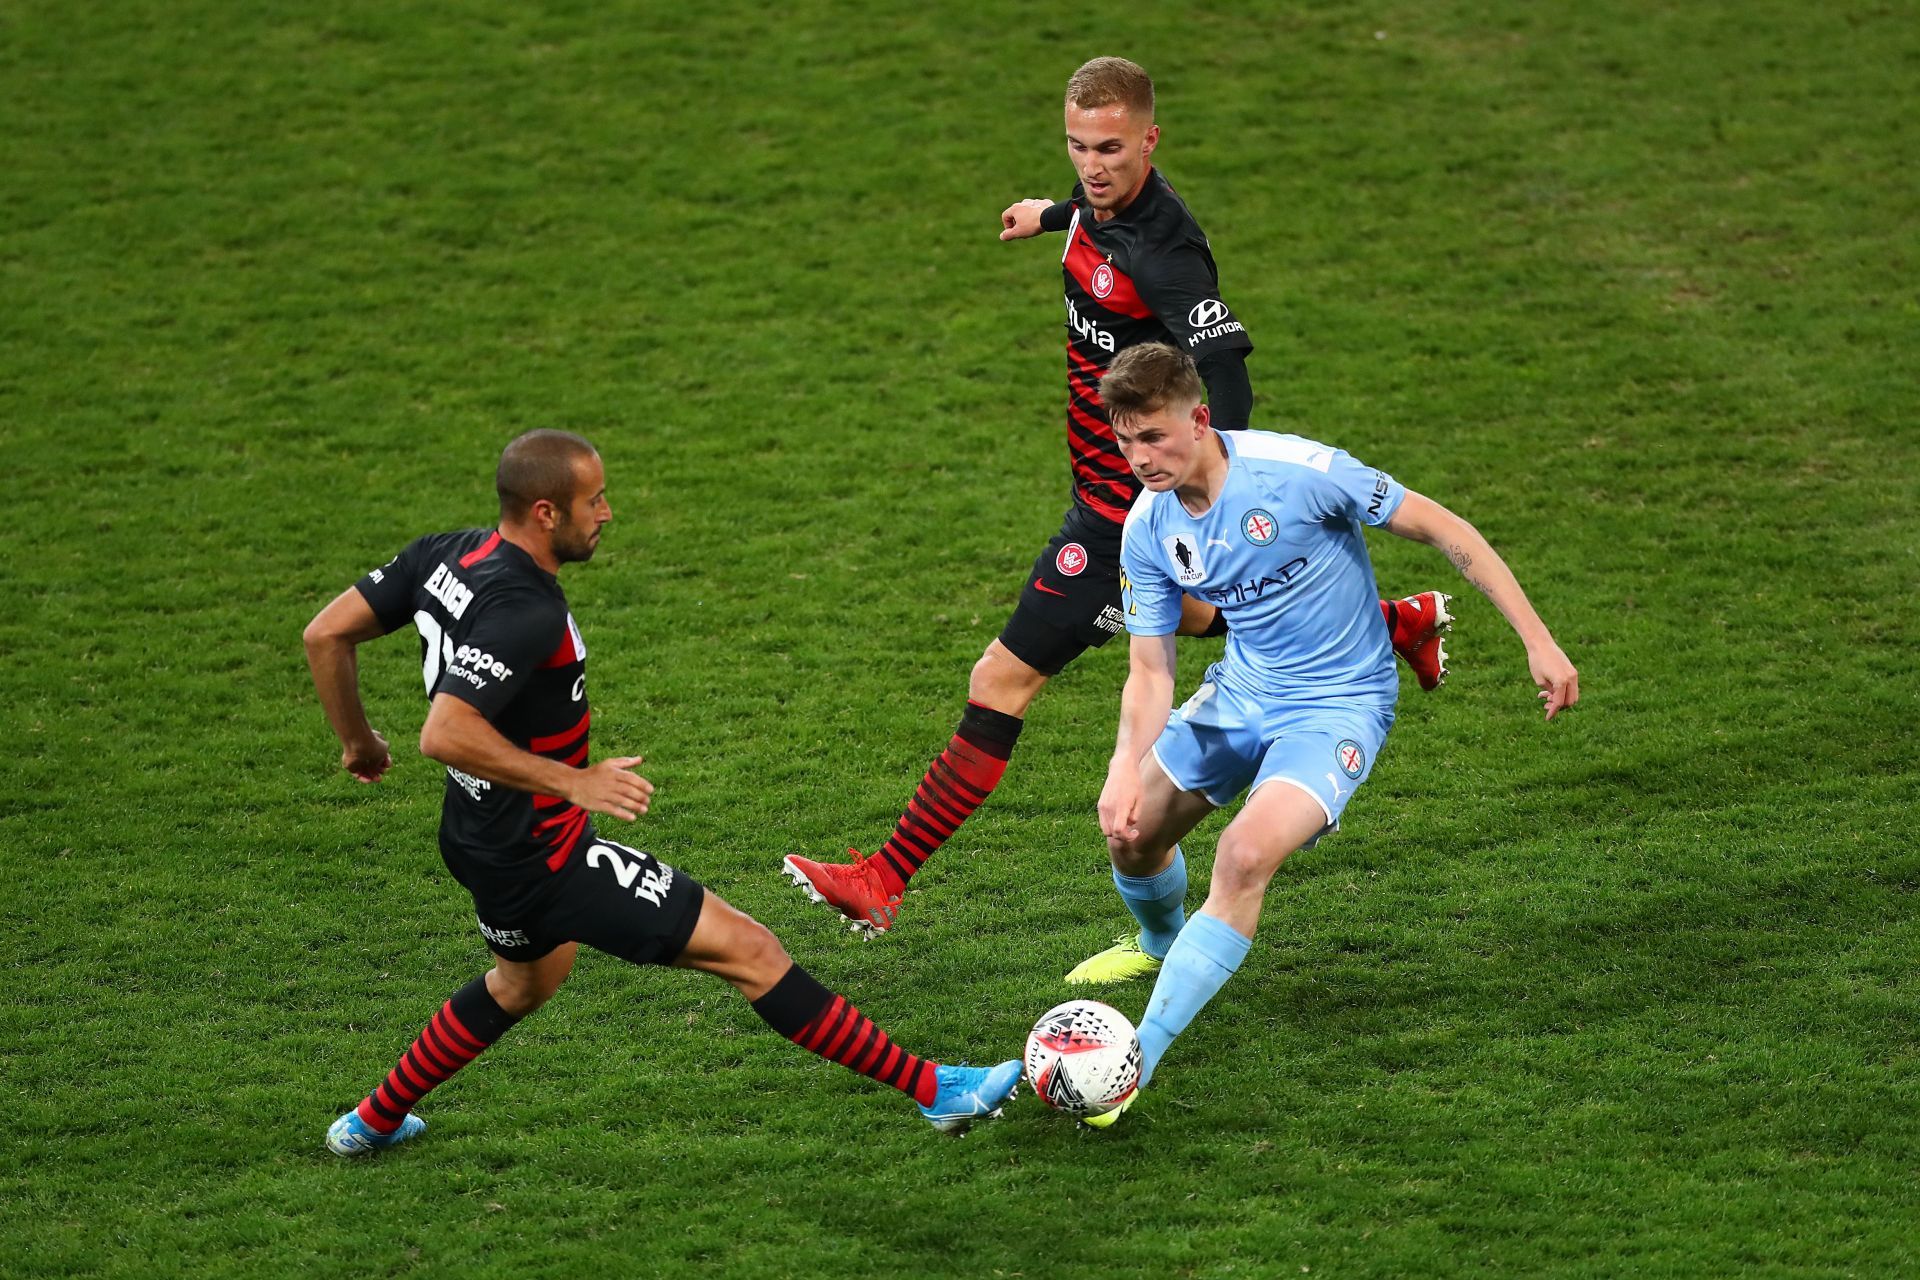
1065, 57, 1154, 118
1099, 343, 1203, 426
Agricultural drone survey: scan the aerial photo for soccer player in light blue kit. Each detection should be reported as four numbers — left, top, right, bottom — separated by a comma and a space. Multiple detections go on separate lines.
1073, 343, 1579, 1127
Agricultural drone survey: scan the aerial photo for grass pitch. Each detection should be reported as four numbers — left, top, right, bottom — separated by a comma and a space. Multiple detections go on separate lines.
3, 2, 1916, 1277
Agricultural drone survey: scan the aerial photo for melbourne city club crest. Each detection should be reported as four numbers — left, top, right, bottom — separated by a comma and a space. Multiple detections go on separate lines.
1162, 533, 1206, 585
1242, 508, 1277, 546
1336, 739, 1366, 778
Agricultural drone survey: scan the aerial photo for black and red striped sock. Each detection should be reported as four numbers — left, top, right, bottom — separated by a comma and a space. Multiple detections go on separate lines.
750, 964, 938, 1106
873, 701, 1023, 896
1379, 598, 1398, 636
355, 974, 521, 1134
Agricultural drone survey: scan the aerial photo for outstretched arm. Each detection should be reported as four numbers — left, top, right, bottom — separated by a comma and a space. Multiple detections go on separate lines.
1099, 632, 1180, 839
1000, 197, 1075, 241
304, 588, 394, 782
1384, 491, 1580, 720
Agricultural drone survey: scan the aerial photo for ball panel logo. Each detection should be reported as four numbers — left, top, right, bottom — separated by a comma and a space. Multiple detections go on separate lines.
1091, 262, 1115, 299
1242, 508, 1277, 545
1336, 739, 1366, 778
1056, 542, 1089, 577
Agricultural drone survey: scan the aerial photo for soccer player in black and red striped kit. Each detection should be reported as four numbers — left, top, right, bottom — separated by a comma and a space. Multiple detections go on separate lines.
305, 430, 1019, 1154
784, 58, 1453, 969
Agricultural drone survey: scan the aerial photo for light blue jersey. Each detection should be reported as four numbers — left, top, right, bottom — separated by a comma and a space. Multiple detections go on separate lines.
1115, 430, 1415, 1088
1120, 429, 1405, 709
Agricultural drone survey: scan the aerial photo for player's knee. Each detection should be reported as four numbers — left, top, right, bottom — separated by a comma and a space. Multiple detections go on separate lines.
488, 967, 565, 1018
968, 643, 1046, 715
707, 911, 792, 991
967, 651, 1007, 704
1105, 834, 1163, 878
741, 917, 790, 976
1212, 830, 1286, 901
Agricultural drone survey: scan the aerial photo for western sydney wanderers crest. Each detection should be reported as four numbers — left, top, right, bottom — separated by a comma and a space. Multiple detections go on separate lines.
1242, 508, 1277, 546
1056, 542, 1089, 576
1162, 533, 1206, 585
1090, 262, 1115, 299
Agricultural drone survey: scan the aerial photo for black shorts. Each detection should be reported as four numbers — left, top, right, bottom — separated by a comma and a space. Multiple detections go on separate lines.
452, 837, 706, 967
996, 505, 1128, 677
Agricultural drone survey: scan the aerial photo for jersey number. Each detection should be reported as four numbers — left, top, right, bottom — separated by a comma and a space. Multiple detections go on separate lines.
587, 843, 674, 907
414, 610, 457, 693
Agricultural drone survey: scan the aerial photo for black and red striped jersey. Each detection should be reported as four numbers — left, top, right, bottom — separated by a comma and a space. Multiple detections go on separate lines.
355, 528, 595, 892
1058, 168, 1253, 523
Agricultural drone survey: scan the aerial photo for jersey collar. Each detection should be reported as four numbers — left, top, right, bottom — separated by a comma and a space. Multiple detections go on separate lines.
495, 530, 561, 585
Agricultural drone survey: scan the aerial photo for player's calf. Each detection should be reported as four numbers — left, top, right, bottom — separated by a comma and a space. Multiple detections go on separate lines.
747, 961, 1015, 1131
329, 973, 525, 1155
1134, 913, 1253, 1088
486, 942, 578, 1016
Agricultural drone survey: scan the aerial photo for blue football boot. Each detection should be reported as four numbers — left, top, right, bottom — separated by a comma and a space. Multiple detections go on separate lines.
326, 1108, 426, 1157
919, 1060, 1021, 1135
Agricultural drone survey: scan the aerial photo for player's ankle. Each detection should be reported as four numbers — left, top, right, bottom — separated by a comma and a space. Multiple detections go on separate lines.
870, 848, 911, 898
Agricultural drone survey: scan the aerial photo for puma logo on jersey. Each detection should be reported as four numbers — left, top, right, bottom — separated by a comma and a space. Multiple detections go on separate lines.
424, 562, 475, 619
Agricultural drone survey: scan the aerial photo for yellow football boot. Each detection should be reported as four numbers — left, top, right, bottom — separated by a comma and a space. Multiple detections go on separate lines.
1064, 934, 1162, 985
1081, 1089, 1137, 1130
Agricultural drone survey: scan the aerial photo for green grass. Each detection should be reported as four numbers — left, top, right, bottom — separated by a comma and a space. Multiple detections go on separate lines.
3, 1, 1916, 1276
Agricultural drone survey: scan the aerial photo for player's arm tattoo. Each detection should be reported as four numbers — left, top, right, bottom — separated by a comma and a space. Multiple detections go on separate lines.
1447, 541, 1495, 598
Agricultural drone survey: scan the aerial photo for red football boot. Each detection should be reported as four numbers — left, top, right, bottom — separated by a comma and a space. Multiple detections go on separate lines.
1387, 591, 1452, 691
782, 849, 901, 939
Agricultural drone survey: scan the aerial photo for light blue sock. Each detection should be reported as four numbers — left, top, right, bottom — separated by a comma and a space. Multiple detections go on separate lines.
1136, 912, 1252, 1087
1113, 846, 1187, 960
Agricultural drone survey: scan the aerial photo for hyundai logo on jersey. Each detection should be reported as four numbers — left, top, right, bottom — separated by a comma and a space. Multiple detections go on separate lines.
1187, 299, 1231, 327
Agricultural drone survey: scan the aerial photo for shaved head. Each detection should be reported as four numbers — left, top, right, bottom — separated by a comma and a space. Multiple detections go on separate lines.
497, 430, 598, 521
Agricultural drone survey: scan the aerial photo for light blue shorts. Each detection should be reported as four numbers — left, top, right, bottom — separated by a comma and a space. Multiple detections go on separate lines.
1149, 666, 1394, 830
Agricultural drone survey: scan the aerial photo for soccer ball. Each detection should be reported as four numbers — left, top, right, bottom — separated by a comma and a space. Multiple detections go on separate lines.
1024, 999, 1142, 1119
